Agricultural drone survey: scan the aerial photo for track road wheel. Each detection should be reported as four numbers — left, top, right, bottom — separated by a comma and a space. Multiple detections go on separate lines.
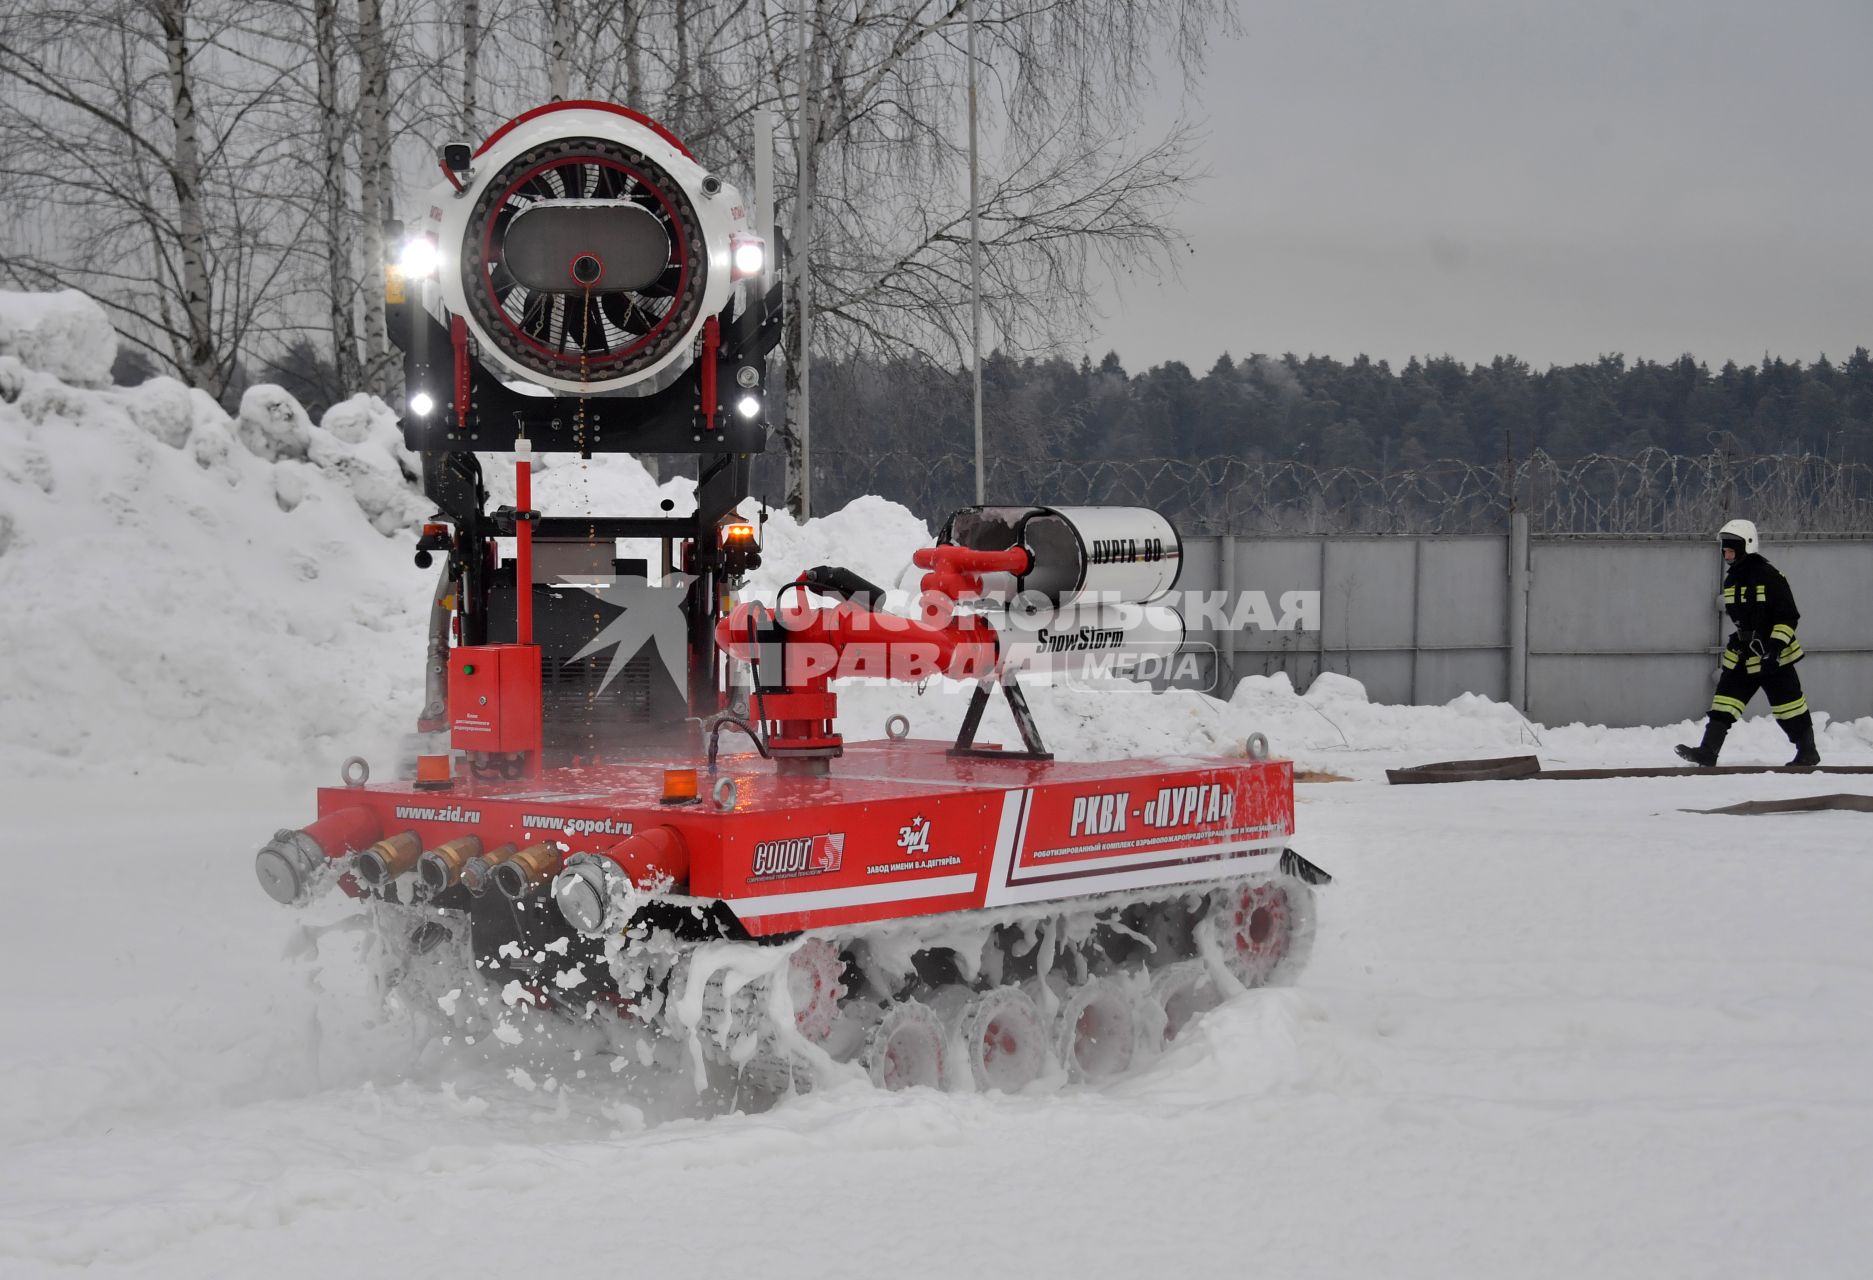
786, 939, 846, 1043
957, 986, 1050, 1093
1208, 877, 1306, 988
1150, 960, 1224, 1042
864, 1001, 947, 1091
1054, 977, 1137, 1082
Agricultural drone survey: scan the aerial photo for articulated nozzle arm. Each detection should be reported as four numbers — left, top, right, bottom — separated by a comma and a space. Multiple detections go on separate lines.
911, 544, 1031, 602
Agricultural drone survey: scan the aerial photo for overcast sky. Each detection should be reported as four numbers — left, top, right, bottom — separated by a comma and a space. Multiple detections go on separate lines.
1087, 0, 1873, 373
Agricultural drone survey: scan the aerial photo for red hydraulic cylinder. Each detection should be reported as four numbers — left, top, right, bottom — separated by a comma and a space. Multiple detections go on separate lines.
516, 445, 533, 647
700, 315, 719, 431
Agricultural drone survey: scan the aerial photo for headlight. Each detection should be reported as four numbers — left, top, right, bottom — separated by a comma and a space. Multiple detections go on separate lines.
735, 394, 761, 420
398, 235, 440, 277
730, 233, 765, 279
408, 391, 436, 417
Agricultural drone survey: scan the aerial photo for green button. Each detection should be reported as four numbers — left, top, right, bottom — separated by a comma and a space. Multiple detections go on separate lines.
463, 663, 476, 675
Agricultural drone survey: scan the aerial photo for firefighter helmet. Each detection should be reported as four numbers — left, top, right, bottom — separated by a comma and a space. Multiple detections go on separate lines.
1718, 518, 1759, 555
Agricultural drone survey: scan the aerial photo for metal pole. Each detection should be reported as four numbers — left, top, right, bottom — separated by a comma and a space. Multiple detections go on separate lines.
1509, 511, 1530, 712
1218, 533, 1238, 695
968, 0, 983, 503
796, 2, 813, 518
1409, 537, 1423, 704
1316, 537, 1330, 682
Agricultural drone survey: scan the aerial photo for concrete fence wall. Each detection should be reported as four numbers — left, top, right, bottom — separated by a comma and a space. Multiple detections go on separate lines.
1181, 523, 1873, 727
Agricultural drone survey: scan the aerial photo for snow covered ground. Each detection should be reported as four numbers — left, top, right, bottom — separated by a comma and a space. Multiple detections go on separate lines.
5, 761, 1872, 1277
5, 292, 1872, 1275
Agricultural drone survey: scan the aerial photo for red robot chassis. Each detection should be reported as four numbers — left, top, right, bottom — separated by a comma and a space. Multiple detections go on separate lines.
254, 101, 1327, 1095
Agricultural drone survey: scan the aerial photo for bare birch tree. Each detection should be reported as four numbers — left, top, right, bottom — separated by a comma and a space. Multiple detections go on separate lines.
461, 0, 481, 134
156, 0, 218, 391
315, 0, 363, 391
757, 0, 1229, 511
356, 0, 394, 393
0, 0, 313, 399
545, 0, 572, 99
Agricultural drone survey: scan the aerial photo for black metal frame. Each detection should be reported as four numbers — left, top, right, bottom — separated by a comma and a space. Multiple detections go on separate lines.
949, 671, 1052, 760
387, 267, 783, 729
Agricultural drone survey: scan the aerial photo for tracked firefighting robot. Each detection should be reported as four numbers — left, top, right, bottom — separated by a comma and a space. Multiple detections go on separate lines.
252, 101, 1329, 1093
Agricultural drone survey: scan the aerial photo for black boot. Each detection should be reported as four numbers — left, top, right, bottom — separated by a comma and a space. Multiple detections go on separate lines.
1676, 715, 1730, 767
1784, 713, 1820, 767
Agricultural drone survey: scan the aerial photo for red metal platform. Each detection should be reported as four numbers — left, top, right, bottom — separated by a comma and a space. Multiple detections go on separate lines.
317, 741, 1295, 935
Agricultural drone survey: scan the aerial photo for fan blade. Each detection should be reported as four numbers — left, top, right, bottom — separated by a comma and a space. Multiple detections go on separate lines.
638, 262, 682, 300
496, 281, 531, 324
600, 291, 652, 338
519, 290, 551, 341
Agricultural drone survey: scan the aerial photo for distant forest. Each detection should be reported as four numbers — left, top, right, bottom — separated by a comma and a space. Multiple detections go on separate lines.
812, 348, 1873, 470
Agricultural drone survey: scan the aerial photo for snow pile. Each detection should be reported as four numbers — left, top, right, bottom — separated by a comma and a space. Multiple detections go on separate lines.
744, 494, 933, 599
0, 295, 433, 779
478, 449, 696, 564
0, 288, 117, 387
832, 663, 1873, 777
479, 456, 932, 598
0, 287, 934, 784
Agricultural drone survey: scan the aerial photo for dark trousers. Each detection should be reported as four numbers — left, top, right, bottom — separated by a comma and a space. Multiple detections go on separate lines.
1708, 661, 1809, 740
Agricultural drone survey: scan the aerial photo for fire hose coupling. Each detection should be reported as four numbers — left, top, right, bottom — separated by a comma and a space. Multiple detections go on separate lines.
254, 805, 383, 906
552, 827, 690, 937
459, 842, 518, 896
552, 853, 639, 937
491, 842, 566, 900
353, 831, 424, 887
417, 835, 485, 894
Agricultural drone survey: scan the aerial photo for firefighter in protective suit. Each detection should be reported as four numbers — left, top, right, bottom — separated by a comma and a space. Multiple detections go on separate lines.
1676, 519, 1819, 767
